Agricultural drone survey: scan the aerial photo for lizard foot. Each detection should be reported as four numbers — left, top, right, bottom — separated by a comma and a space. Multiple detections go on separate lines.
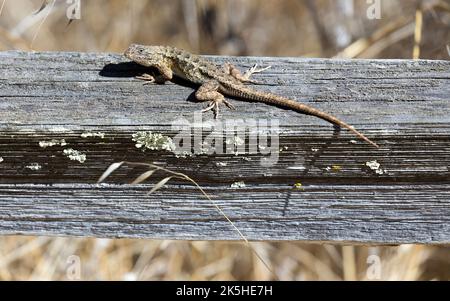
136, 73, 170, 85
201, 99, 235, 119
136, 73, 155, 85
243, 64, 272, 82
196, 80, 235, 118
223, 63, 271, 84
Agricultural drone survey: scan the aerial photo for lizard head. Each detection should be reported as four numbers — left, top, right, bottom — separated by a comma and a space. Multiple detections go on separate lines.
124, 44, 166, 67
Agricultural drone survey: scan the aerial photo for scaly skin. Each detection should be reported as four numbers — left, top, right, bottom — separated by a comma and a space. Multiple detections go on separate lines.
124, 44, 379, 148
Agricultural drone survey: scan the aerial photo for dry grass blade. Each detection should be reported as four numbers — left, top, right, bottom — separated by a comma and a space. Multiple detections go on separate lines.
430, 0, 450, 13
342, 246, 357, 281
335, 16, 412, 58
34, 0, 51, 15
98, 161, 278, 280
97, 161, 124, 183
0, 237, 50, 270
30, 0, 55, 49
0, 0, 6, 17
147, 176, 174, 194
131, 169, 157, 185
413, 7, 423, 59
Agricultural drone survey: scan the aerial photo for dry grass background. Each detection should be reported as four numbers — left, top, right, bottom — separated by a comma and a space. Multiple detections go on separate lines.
0, 0, 449, 280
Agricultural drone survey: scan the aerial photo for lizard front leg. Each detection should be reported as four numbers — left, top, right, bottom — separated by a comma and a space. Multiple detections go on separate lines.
136, 63, 173, 84
223, 63, 271, 84
196, 80, 235, 119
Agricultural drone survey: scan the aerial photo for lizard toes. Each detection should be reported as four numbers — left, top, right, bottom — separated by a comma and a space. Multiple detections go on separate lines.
136, 73, 155, 84
201, 101, 215, 113
223, 99, 236, 110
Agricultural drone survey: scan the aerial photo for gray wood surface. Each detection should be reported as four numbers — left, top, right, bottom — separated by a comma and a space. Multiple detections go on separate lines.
0, 51, 449, 244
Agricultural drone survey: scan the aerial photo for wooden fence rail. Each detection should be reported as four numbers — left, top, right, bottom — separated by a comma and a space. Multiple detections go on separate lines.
0, 51, 449, 244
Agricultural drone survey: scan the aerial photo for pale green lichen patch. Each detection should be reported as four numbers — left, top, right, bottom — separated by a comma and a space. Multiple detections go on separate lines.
175, 142, 210, 158
226, 136, 245, 156
226, 136, 245, 146
132, 132, 176, 152
231, 181, 246, 188
63, 148, 86, 163
175, 151, 195, 158
39, 139, 67, 148
26, 163, 42, 171
365, 160, 386, 175
81, 132, 106, 139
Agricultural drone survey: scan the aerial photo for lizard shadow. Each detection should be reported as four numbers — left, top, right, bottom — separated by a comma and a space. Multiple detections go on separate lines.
281, 125, 340, 217
100, 62, 202, 102
100, 62, 151, 78
101, 62, 197, 86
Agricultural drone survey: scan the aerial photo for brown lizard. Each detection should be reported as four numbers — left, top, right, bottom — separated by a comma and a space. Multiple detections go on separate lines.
124, 44, 379, 148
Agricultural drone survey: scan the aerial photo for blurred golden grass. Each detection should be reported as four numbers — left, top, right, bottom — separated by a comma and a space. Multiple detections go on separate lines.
0, 0, 449, 280
1, 0, 449, 58
1, 237, 448, 280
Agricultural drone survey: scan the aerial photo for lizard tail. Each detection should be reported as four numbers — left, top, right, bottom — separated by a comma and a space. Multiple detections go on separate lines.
226, 86, 379, 148
280, 98, 380, 148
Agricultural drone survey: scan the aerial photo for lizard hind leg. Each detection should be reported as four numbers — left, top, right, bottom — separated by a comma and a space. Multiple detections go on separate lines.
223, 62, 271, 84
196, 80, 235, 119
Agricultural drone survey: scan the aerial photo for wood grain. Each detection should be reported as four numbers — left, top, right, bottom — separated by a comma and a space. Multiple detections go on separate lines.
0, 51, 449, 244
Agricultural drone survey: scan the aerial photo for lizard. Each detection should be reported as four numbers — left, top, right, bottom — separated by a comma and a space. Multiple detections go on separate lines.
124, 44, 379, 148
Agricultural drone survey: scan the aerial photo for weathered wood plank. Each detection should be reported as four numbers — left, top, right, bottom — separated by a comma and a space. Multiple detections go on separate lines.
0, 183, 448, 244
0, 51, 449, 243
